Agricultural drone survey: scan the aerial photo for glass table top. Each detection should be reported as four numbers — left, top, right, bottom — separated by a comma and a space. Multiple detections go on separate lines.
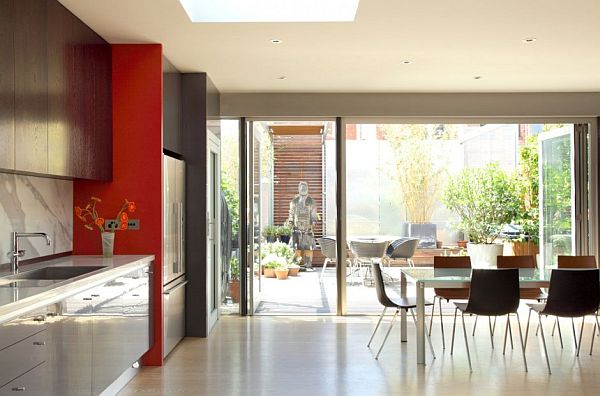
400, 267, 555, 283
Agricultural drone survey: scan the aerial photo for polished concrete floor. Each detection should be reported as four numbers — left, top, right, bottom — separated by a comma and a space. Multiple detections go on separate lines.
120, 315, 600, 396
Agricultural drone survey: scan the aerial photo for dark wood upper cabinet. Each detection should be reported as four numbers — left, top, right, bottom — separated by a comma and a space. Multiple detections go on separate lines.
3, 0, 112, 180
0, 0, 15, 170
14, 0, 48, 174
47, 0, 112, 180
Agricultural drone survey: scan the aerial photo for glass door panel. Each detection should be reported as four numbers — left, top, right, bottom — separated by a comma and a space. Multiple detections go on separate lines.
539, 126, 575, 268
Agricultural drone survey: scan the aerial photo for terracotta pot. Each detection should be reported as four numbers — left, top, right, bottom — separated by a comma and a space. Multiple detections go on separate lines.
457, 240, 468, 248
288, 266, 300, 276
228, 280, 240, 303
264, 268, 276, 278
274, 268, 289, 280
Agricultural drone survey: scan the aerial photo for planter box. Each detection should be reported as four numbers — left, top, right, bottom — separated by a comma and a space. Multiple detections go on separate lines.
407, 223, 437, 248
503, 241, 539, 256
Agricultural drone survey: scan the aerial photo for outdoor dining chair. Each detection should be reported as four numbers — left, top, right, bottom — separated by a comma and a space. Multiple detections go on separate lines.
385, 237, 419, 267
348, 240, 390, 285
317, 237, 353, 282
525, 268, 600, 374
367, 262, 436, 361
451, 268, 527, 372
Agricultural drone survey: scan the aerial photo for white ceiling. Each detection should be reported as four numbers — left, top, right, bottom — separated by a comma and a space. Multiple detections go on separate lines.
59, 0, 600, 94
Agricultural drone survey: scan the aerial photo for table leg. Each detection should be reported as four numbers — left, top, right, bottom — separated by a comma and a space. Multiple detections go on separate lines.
400, 271, 407, 342
416, 281, 426, 365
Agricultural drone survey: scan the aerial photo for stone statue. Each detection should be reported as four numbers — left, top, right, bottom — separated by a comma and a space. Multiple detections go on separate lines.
287, 181, 319, 271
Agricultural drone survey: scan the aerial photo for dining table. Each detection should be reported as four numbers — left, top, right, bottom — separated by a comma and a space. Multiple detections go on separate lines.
399, 267, 554, 365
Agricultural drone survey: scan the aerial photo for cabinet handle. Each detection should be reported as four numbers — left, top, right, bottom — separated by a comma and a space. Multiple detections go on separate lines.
33, 341, 46, 346
83, 297, 93, 301
46, 312, 57, 317
145, 270, 154, 274
33, 316, 45, 322
132, 294, 140, 297
11, 387, 25, 391
91, 294, 100, 297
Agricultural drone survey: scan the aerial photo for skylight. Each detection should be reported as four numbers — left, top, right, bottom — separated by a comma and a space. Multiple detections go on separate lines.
178, 0, 360, 23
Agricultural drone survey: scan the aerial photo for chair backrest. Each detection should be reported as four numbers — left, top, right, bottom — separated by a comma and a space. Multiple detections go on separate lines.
371, 262, 396, 308
349, 240, 389, 260
317, 237, 337, 260
497, 255, 536, 269
557, 255, 597, 269
544, 269, 600, 317
465, 269, 520, 316
433, 255, 471, 269
386, 238, 419, 259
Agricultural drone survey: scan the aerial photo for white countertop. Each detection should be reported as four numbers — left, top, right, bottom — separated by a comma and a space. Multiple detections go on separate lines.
0, 255, 154, 325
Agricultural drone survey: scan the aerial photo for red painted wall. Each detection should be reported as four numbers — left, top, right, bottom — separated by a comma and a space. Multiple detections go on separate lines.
73, 44, 164, 366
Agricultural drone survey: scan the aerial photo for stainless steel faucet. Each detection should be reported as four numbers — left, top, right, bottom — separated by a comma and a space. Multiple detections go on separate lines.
9, 232, 52, 273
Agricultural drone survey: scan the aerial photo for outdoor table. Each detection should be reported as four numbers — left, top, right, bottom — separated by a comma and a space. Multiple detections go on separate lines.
399, 267, 553, 365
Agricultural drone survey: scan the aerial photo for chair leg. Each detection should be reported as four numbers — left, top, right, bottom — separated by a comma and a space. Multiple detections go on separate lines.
508, 317, 514, 349
591, 315, 600, 355
408, 258, 414, 267
556, 317, 563, 349
525, 308, 532, 349
515, 312, 528, 372
472, 315, 478, 336
571, 318, 579, 350
503, 315, 510, 355
375, 309, 398, 360
319, 258, 329, 282
411, 309, 436, 359
576, 316, 585, 357
492, 316, 497, 336
551, 317, 557, 336
461, 312, 472, 372
451, 307, 458, 355
439, 297, 446, 350
368, 307, 387, 348
538, 313, 552, 374
488, 316, 495, 349
429, 296, 436, 337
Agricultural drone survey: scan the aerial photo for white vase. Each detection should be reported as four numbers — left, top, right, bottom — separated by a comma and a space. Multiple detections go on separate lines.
101, 232, 115, 258
466, 243, 503, 268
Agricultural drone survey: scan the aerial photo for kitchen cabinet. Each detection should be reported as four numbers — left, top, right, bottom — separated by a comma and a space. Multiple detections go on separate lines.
0, 362, 47, 396
0, 308, 47, 392
45, 291, 94, 396
14, 0, 48, 174
0, 0, 15, 170
1, 0, 112, 180
0, 262, 153, 396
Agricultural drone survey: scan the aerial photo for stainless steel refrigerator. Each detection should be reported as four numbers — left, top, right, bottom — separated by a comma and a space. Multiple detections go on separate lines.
163, 154, 186, 358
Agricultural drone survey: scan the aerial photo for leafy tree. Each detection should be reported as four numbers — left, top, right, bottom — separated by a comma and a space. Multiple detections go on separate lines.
382, 124, 455, 223
443, 163, 520, 244
514, 136, 539, 243
221, 173, 239, 234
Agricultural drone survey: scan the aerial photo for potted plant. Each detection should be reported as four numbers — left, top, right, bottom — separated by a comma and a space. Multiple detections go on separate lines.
443, 163, 520, 268
274, 266, 290, 280
383, 125, 452, 248
287, 257, 301, 277
509, 136, 540, 256
228, 256, 240, 303
262, 254, 286, 278
262, 225, 278, 243
276, 224, 292, 244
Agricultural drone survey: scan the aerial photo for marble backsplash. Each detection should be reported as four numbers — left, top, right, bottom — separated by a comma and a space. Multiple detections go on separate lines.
0, 173, 73, 265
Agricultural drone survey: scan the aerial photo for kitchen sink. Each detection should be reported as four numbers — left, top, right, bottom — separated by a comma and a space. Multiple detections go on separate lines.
7, 266, 108, 281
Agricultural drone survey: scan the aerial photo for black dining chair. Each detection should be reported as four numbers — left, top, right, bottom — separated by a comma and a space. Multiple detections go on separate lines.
430, 256, 471, 350
367, 263, 436, 361
450, 268, 527, 372
525, 268, 600, 374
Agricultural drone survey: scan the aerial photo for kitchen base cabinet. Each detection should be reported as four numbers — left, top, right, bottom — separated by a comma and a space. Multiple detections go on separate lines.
0, 262, 153, 396
0, 363, 47, 396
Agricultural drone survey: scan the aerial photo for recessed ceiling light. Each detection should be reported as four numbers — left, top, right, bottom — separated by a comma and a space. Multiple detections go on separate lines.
473, 76, 483, 80
270, 39, 283, 44
179, 0, 360, 22
522, 37, 537, 43
401, 60, 412, 65
277, 76, 287, 80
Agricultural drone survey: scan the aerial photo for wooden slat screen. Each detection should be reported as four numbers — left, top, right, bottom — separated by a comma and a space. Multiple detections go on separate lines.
272, 130, 325, 242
